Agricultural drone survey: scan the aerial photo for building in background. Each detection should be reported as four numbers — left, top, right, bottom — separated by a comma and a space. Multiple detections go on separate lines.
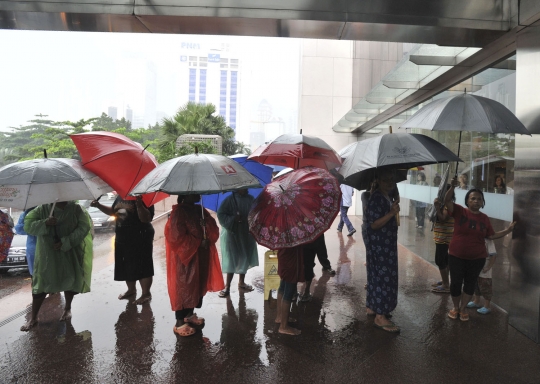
125, 105, 133, 124
107, 106, 117, 120
179, 41, 240, 135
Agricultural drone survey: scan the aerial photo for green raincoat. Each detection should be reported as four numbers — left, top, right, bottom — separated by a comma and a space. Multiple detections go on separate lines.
24, 202, 93, 295
217, 193, 259, 274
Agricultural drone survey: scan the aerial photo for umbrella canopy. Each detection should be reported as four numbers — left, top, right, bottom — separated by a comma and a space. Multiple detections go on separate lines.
273, 167, 293, 179
201, 154, 273, 212
248, 134, 342, 170
400, 93, 531, 135
248, 166, 341, 250
0, 158, 112, 210
129, 153, 262, 196
71, 131, 168, 206
338, 133, 462, 190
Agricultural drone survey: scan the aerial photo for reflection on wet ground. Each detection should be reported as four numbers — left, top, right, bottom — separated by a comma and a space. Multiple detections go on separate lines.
1, 216, 540, 383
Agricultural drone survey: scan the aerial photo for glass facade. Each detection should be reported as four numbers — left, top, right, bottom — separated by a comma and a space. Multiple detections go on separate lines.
394, 57, 517, 311
199, 69, 207, 104
219, 70, 227, 117
188, 68, 196, 102
229, 71, 238, 130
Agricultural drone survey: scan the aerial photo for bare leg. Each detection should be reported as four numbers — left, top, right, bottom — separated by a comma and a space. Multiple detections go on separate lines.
134, 277, 153, 304
118, 281, 137, 300
225, 273, 234, 291
451, 294, 461, 312
275, 291, 283, 323
60, 291, 76, 321
484, 298, 491, 309
238, 274, 245, 286
473, 294, 482, 306
440, 267, 450, 289
460, 293, 472, 314
278, 298, 301, 335
21, 293, 46, 331
301, 279, 312, 301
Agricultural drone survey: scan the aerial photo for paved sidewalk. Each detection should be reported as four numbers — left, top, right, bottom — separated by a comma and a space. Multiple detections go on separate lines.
1, 215, 539, 383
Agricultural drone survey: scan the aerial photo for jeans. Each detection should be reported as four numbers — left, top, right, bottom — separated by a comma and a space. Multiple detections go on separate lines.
415, 207, 426, 227
337, 206, 354, 232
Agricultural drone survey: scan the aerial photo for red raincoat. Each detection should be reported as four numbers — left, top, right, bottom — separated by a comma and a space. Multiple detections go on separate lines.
165, 203, 224, 311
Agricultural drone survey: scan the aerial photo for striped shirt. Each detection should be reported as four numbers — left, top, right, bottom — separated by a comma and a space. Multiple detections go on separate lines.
433, 213, 454, 244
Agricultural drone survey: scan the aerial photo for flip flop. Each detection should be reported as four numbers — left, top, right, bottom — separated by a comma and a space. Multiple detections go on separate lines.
448, 309, 459, 320
238, 284, 254, 292
218, 289, 230, 298
460, 312, 470, 322
373, 323, 400, 333
431, 286, 450, 293
173, 324, 196, 337
431, 281, 443, 288
184, 313, 205, 325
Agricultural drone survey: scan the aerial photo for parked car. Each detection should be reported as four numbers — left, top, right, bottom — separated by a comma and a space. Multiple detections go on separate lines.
87, 206, 116, 231
0, 232, 28, 273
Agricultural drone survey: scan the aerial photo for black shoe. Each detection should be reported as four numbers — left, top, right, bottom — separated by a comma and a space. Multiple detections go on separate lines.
337, 228, 343, 233
347, 229, 357, 236
322, 267, 336, 276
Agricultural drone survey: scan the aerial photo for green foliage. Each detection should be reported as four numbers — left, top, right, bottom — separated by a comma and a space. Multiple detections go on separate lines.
0, 104, 249, 166
156, 102, 250, 162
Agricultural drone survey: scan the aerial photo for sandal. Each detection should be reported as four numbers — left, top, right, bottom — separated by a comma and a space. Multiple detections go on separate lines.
466, 301, 481, 308
448, 309, 459, 320
300, 293, 312, 302
184, 313, 205, 325
431, 281, 443, 288
459, 312, 469, 322
218, 289, 230, 298
431, 286, 450, 293
373, 323, 400, 333
477, 307, 491, 315
238, 284, 254, 292
173, 324, 196, 337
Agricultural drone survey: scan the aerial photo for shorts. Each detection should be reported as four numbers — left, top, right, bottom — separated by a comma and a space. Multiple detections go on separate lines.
434, 243, 449, 270
474, 277, 493, 301
278, 279, 296, 302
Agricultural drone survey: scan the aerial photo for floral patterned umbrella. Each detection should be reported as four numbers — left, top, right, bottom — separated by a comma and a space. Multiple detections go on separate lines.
248, 166, 341, 250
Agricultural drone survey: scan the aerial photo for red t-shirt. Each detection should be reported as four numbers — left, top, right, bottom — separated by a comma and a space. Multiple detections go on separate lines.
449, 204, 495, 260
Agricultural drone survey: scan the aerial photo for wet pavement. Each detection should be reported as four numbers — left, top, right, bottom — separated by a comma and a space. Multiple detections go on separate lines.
1, 215, 540, 383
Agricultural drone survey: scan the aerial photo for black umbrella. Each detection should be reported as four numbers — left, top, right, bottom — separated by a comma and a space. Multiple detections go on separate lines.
400, 92, 530, 176
338, 133, 462, 190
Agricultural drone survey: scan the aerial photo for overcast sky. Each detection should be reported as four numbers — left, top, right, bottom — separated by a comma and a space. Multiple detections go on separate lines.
0, 30, 301, 145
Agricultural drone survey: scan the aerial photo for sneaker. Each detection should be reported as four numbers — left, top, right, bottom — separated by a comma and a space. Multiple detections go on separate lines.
347, 229, 357, 236
322, 266, 336, 276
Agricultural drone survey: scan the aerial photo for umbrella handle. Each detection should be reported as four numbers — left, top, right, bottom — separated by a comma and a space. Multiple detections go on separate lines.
455, 131, 462, 177
200, 196, 207, 240
49, 199, 58, 218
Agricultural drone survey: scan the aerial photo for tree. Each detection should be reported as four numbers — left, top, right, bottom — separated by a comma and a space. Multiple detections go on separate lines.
91, 113, 132, 131
156, 102, 249, 161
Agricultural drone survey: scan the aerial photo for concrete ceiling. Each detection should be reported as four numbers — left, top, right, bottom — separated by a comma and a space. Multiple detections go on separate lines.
0, 0, 519, 47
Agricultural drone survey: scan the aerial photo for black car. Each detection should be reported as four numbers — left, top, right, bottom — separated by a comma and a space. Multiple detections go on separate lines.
0, 233, 28, 273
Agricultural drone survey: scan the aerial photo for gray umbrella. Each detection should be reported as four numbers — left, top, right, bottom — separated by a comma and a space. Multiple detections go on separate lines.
0, 158, 112, 210
400, 92, 531, 174
338, 133, 462, 190
129, 153, 262, 196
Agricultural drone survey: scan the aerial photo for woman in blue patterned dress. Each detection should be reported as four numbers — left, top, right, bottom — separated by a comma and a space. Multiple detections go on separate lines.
365, 169, 401, 333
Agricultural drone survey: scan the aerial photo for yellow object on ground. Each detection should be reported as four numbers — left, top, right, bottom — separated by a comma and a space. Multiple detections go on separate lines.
264, 250, 279, 300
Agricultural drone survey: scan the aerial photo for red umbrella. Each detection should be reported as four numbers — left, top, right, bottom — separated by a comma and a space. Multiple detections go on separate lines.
248, 167, 341, 249
71, 132, 168, 206
248, 133, 341, 170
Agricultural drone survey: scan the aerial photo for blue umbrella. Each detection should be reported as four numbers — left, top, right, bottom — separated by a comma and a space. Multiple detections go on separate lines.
202, 154, 273, 212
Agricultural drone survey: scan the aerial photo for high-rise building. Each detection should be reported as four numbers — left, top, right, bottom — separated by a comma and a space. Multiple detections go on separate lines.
107, 106, 118, 120
180, 42, 241, 134
125, 105, 133, 123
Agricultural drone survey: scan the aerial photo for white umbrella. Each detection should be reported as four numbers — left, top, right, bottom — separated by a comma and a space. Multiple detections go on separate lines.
0, 158, 113, 210
129, 153, 262, 196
